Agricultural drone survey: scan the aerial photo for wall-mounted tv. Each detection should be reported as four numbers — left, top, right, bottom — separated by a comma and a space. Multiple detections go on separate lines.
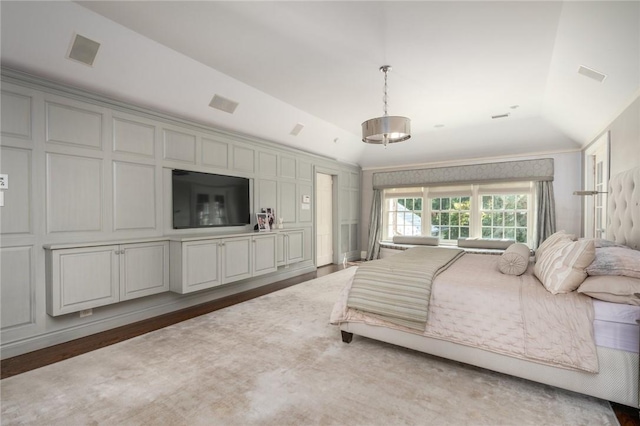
172, 169, 251, 229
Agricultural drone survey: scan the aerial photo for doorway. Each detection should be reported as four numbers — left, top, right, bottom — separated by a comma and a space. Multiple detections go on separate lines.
316, 173, 334, 266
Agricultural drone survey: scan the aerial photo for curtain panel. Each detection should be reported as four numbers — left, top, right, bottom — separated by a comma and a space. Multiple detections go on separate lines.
372, 158, 554, 189
365, 189, 382, 260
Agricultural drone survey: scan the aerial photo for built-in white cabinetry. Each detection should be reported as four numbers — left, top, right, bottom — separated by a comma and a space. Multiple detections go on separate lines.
277, 229, 304, 266
252, 233, 278, 276
170, 239, 222, 293
170, 232, 278, 294
45, 240, 169, 316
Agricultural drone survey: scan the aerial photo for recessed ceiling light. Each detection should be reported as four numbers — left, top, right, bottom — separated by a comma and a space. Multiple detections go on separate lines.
209, 95, 239, 114
290, 123, 304, 136
67, 33, 100, 67
577, 65, 607, 83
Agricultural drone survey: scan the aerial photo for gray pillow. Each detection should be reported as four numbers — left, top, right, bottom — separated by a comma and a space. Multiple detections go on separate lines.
392, 235, 439, 246
498, 243, 531, 276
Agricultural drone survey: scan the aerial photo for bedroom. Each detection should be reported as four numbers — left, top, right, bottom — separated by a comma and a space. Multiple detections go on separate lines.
1, 1, 639, 424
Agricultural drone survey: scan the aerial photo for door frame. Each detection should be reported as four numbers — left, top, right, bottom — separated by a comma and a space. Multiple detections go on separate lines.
314, 167, 339, 266
582, 131, 610, 238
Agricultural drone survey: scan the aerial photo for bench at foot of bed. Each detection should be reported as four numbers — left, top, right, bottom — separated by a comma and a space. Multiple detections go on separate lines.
341, 331, 353, 343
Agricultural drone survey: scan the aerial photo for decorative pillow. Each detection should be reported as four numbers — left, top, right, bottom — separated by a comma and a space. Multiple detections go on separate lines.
534, 239, 595, 294
498, 243, 531, 276
586, 246, 640, 279
578, 275, 640, 306
535, 230, 575, 261
458, 238, 514, 250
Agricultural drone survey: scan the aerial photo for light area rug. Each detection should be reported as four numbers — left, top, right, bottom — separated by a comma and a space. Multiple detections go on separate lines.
1, 267, 619, 426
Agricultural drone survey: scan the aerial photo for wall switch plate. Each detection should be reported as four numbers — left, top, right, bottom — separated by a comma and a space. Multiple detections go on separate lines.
0, 174, 7, 189
79, 309, 93, 318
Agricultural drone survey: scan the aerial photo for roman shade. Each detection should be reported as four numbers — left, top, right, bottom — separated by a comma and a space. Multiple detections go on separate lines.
372, 158, 554, 189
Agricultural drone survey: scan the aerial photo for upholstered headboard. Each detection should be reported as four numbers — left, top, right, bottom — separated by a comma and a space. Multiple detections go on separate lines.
606, 167, 640, 250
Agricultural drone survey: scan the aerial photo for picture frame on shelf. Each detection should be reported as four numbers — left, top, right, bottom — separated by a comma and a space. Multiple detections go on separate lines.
256, 212, 270, 231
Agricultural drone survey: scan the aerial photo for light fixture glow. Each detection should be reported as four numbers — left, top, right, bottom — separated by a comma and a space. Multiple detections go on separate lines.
361, 66, 411, 147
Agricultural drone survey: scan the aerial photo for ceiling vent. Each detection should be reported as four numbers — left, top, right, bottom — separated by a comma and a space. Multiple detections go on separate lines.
578, 65, 607, 83
209, 95, 239, 114
491, 113, 510, 119
290, 123, 304, 136
67, 34, 100, 67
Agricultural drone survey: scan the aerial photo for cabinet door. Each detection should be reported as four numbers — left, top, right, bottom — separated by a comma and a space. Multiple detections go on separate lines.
181, 240, 221, 293
276, 233, 286, 266
47, 246, 119, 316
120, 241, 169, 301
252, 234, 277, 276
222, 237, 252, 284
286, 230, 304, 264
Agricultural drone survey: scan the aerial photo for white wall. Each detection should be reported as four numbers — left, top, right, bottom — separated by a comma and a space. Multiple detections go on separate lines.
360, 151, 582, 253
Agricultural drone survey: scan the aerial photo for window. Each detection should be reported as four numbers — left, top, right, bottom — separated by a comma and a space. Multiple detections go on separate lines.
382, 182, 534, 244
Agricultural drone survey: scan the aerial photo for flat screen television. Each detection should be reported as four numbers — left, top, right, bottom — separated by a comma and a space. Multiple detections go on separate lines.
172, 169, 251, 229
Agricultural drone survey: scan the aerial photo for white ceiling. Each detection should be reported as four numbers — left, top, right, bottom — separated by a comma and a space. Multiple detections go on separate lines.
2, 1, 639, 168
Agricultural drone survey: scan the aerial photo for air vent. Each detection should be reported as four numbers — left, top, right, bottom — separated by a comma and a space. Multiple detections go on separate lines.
578, 65, 607, 83
67, 34, 100, 66
491, 113, 510, 119
290, 123, 304, 136
209, 95, 239, 114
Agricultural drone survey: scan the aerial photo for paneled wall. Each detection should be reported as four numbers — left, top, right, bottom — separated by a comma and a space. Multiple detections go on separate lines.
0, 70, 360, 358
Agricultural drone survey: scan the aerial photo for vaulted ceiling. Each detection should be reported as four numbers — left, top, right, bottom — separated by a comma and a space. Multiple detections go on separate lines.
2, 1, 638, 168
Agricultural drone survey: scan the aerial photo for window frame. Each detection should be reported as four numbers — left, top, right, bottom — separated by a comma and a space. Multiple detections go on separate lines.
382, 182, 535, 244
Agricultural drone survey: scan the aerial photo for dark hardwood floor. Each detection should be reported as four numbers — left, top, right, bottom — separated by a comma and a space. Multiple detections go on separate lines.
1, 261, 637, 425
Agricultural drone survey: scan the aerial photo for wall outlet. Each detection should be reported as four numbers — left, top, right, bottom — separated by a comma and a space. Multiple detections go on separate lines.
79, 309, 93, 318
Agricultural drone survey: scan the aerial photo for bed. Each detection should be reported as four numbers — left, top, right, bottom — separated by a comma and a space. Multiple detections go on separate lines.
331, 167, 640, 408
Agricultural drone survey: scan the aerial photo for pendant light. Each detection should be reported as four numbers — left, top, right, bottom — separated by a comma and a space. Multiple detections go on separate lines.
361, 65, 411, 146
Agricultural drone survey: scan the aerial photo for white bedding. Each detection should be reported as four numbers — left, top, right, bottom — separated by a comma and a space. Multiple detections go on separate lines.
332, 253, 599, 372
593, 299, 640, 353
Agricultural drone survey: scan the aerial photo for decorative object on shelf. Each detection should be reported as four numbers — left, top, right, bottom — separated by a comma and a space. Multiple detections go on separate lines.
277, 217, 284, 229
256, 212, 270, 231
261, 208, 275, 229
361, 65, 411, 147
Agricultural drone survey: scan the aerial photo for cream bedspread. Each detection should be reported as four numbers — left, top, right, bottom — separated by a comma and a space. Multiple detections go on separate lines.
331, 253, 598, 373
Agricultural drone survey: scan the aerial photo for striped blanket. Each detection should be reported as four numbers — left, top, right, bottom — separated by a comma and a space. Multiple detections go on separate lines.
346, 247, 465, 330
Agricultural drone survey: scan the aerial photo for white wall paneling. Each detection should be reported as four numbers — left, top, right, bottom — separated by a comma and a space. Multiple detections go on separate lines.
259, 152, 277, 177
45, 101, 102, 150
0, 146, 32, 235
0, 70, 353, 357
279, 181, 296, 223
113, 161, 156, 231
46, 153, 103, 233
258, 179, 277, 213
297, 160, 312, 181
0, 246, 34, 329
232, 145, 255, 173
1, 90, 31, 140
280, 156, 296, 179
298, 184, 312, 223
112, 115, 156, 158
163, 128, 196, 164
202, 137, 229, 169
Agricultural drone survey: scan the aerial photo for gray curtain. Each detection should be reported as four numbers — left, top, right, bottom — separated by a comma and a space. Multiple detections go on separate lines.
365, 189, 382, 260
535, 181, 556, 248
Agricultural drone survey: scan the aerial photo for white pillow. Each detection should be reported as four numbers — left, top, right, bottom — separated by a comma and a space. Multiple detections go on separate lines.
535, 230, 575, 261
534, 239, 595, 294
498, 243, 530, 276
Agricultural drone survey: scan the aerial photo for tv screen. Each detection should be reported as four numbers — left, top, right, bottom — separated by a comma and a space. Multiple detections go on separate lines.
172, 169, 251, 229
